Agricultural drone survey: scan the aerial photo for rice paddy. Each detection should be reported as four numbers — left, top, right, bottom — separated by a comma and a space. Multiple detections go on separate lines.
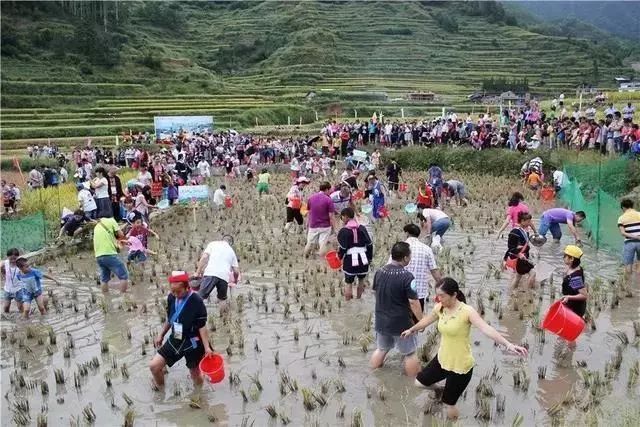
1, 171, 638, 426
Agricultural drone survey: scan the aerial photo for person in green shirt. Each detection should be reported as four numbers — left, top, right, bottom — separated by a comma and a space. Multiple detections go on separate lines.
93, 216, 129, 293
257, 168, 270, 197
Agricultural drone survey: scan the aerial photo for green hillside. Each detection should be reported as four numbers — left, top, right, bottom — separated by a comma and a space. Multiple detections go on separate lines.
1, 0, 637, 148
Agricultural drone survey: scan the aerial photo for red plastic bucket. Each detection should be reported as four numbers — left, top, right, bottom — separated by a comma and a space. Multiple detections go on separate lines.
540, 187, 555, 201
224, 196, 233, 208
353, 190, 364, 201
399, 183, 408, 192
199, 353, 225, 383
290, 197, 302, 209
325, 251, 342, 270
541, 301, 585, 341
378, 206, 389, 218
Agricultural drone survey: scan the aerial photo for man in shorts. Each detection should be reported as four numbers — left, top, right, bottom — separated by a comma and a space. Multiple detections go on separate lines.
618, 199, 640, 284
93, 216, 129, 293
370, 241, 423, 377
304, 182, 336, 258
539, 208, 586, 244
193, 235, 239, 312
150, 271, 213, 388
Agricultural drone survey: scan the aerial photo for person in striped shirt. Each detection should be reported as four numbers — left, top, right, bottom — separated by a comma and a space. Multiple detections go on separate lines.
618, 199, 640, 282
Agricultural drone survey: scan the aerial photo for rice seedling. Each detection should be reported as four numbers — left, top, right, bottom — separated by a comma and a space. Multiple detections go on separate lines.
82, 404, 96, 423
274, 350, 279, 366
538, 366, 547, 379
338, 356, 346, 368
122, 409, 135, 427
351, 409, 363, 427
54, 369, 64, 384
122, 393, 133, 406
608, 330, 629, 345
104, 373, 112, 388
265, 404, 277, 418
100, 341, 109, 353
627, 360, 639, 388
475, 397, 492, 421
293, 328, 299, 341
36, 413, 47, 427
337, 403, 346, 418
279, 411, 291, 425
301, 388, 316, 410
512, 413, 524, 427
249, 373, 263, 391
377, 385, 386, 401
495, 394, 506, 413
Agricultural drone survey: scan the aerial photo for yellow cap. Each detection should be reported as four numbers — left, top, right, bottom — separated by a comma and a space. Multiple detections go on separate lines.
564, 245, 583, 259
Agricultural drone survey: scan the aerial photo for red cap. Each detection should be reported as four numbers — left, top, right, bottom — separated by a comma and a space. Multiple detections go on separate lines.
168, 271, 189, 283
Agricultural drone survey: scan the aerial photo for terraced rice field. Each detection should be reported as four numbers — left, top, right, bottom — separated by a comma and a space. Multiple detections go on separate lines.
0, 1, 632, 150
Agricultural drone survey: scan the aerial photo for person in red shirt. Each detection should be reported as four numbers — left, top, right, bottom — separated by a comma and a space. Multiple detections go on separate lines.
416, 180, 436, 209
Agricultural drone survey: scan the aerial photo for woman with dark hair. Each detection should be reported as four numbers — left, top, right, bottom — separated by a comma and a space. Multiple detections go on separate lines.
107, 167, 124, 222
92, 167, 112, 218
401, 278, 527, 420
560, 245, 588, 317
496, 191, 531, 237
337, 207, 373, 300
503, 212, 536, 288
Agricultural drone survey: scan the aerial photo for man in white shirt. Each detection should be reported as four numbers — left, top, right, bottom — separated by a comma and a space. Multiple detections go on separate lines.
197, 158, 211, 178
193, 235, 240, 310
604, 103, 617, 117
400, 224, 442, 314
213, 185, 226, 207
585, 105, 596, 120
622, 102, 635, 120
551, 167, 565, 191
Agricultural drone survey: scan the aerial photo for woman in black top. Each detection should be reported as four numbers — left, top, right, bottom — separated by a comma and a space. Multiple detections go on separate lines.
503, 212, 536, 288
337, 207, 373, 300
560, 245, 588, 317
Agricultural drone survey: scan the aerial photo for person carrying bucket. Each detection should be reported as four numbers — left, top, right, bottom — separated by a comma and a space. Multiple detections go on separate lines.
150, 271, 213, 389
284, 177, 310, 234
367, 175, 386, 221
337, 207, 373, 300
559, 245, 588, 318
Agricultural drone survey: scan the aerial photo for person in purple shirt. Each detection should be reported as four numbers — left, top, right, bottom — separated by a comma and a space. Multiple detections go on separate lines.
304, 181, 336, 257
539, 208, 586, 244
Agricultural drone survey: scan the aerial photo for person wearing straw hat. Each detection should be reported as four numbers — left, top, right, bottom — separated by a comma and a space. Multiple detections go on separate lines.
150, 271, 213, 389
559, 245, 588, 318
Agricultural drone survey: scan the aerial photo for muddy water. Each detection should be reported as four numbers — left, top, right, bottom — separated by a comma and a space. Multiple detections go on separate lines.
2, 172, 638, 426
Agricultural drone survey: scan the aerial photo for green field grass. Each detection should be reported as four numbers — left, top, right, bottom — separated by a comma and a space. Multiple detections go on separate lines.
0, 0, 637, 149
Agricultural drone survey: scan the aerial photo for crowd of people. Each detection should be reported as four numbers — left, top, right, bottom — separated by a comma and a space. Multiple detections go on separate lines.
3, 98, 640, 421
321, 100, 638, 155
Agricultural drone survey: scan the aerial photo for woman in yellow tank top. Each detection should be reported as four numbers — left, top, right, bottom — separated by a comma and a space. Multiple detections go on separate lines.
401, 278, 528, 420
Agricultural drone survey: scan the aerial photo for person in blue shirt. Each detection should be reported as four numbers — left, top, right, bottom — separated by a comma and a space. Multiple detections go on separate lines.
367, 175, 386, 221
16, 257, 61, 318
